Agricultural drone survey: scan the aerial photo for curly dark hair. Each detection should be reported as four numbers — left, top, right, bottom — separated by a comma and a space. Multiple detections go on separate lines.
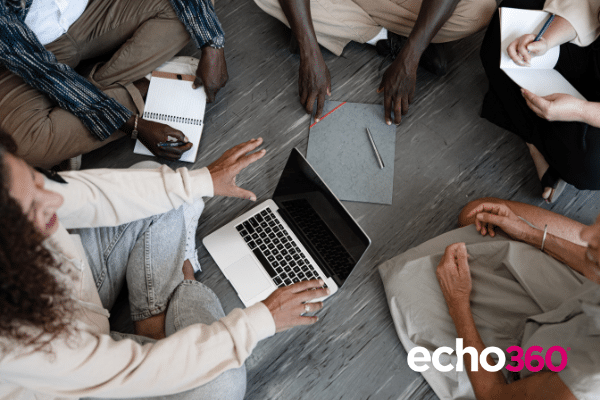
0, 136, 74, 351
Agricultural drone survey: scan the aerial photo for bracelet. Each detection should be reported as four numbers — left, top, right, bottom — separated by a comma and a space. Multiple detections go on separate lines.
131, 114, 139, 140
541, 224, 548, 252
121, 114, 139, 140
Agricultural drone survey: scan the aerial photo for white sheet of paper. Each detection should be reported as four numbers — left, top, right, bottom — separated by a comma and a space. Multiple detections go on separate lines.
134, 76, 207, 163
499, 7, 585, 101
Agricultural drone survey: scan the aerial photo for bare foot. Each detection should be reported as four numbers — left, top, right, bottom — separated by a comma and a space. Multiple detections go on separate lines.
526, 143, 553, 200
182, 259, 195, 280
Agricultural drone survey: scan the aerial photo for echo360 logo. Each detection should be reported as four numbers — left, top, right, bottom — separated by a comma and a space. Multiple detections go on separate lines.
408, 339, 570, 373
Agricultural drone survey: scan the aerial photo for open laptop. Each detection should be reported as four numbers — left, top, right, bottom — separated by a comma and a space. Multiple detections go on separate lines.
203, 148, 371, 307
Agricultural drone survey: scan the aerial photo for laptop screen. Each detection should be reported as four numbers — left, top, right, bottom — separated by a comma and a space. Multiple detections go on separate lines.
272, 149, 370, 287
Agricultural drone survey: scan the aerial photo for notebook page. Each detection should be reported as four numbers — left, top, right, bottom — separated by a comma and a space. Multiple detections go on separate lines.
504, 69, 585, 99
134, 75, 207, 163
499, 8, 585, 100
499, 8, 559, 70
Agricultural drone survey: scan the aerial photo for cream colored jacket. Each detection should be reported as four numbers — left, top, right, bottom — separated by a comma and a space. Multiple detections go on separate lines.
544, 0, 600, 46
0, 166, 275, 400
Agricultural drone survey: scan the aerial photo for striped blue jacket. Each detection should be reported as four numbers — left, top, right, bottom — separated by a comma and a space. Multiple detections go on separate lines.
0, 0, 225, 141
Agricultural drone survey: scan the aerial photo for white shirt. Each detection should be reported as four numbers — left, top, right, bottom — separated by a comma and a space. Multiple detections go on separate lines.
24, 0, 88, 45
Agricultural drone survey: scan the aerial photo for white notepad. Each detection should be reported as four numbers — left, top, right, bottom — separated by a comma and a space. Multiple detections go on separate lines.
499, 7, 586, 100
134, 71, 207, 163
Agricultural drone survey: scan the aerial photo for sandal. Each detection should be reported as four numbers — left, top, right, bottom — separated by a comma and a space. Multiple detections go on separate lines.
540, 166, 567, 203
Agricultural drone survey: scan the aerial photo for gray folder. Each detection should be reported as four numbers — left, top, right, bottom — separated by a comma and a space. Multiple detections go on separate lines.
307, 101, 396, 205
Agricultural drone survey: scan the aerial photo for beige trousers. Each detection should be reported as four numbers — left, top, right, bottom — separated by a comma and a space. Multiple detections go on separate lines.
0, 0, 191, 168
253, 0, 496, 56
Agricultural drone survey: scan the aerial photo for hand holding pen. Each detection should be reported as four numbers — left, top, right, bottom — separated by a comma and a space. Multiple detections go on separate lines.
507, 14, 555, 67
135, 118, 192, 160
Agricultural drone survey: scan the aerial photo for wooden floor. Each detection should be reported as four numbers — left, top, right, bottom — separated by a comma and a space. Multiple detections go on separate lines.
85, 1, 599, 399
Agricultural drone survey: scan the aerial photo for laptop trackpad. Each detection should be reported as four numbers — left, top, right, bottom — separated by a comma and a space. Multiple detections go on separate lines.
226, 255, 272, 301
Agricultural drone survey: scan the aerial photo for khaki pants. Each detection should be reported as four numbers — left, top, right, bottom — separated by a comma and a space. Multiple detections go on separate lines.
0, 0, 191, 168
253, 0, 496, 56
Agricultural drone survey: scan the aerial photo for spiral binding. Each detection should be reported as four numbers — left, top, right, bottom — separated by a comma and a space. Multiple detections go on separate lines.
143, 112, 202, 126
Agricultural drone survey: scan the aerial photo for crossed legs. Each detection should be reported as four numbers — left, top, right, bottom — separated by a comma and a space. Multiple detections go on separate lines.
0, 0, 191, 168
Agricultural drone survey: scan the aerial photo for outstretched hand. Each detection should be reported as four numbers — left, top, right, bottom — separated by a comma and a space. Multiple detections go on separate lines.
436, 243, 472, 309
299, 53, 331, 121
507, 33, 549, 66
521, 89, 584, 122
466, 202, 534, 241
377, 53, 417, 125
262, 279, 329, 333
207, 138, 266, 200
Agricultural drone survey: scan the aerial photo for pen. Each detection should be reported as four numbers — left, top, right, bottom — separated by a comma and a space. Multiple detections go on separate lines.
365, 128, 384, 169
534, 14, 554, 42
158, 141, 187, 147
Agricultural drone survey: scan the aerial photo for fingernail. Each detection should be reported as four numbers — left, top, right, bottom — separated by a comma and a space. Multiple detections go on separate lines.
192, 84, 197, 89
325, 288, 331, 295
260, 149, 266, 153
315, 118, 320, 123
250, 195, 257, 202
319, 279, 324, 285
386, 120, 391, 126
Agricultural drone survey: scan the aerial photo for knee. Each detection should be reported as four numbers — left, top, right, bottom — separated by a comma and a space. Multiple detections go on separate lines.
458, 197, 505, 227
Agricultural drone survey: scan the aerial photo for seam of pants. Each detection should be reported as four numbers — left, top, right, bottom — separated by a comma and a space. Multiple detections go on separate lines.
93, 223, 129, 289
173, 280, 206, 331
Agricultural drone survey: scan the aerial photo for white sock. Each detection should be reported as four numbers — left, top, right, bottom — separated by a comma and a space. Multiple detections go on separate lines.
366, 28, 388, 46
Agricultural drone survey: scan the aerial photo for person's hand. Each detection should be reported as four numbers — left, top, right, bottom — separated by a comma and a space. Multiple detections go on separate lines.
507, 34, 549, 66
377, 52, 417, 125
298, 52, 331, 122
466, 202, 535, 241
193, 46, 228, 103
436, 243, 472, 310
207, 138, 266, 200
262, 279, 329, 333
135, 118, 193, 161
521, 89, 585, 122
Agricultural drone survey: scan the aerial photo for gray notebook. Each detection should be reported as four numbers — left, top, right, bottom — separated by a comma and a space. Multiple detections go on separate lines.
306, 101, 396, 205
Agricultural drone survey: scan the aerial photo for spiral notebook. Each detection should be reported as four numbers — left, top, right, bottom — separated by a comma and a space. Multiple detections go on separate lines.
134, 71, 207, 163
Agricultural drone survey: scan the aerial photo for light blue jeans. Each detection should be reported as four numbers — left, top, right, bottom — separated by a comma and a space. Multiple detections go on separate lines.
72, 204, 246, 400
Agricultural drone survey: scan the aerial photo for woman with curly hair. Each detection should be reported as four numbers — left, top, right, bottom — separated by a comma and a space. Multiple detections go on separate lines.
0, 136, 329, 400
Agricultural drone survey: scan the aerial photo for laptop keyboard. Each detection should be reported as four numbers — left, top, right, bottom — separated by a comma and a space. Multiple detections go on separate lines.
280, 199, 355, 277
236, 208, 324, 288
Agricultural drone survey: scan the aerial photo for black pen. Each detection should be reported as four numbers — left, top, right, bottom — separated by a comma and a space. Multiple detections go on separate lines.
157, 141, 187, 147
